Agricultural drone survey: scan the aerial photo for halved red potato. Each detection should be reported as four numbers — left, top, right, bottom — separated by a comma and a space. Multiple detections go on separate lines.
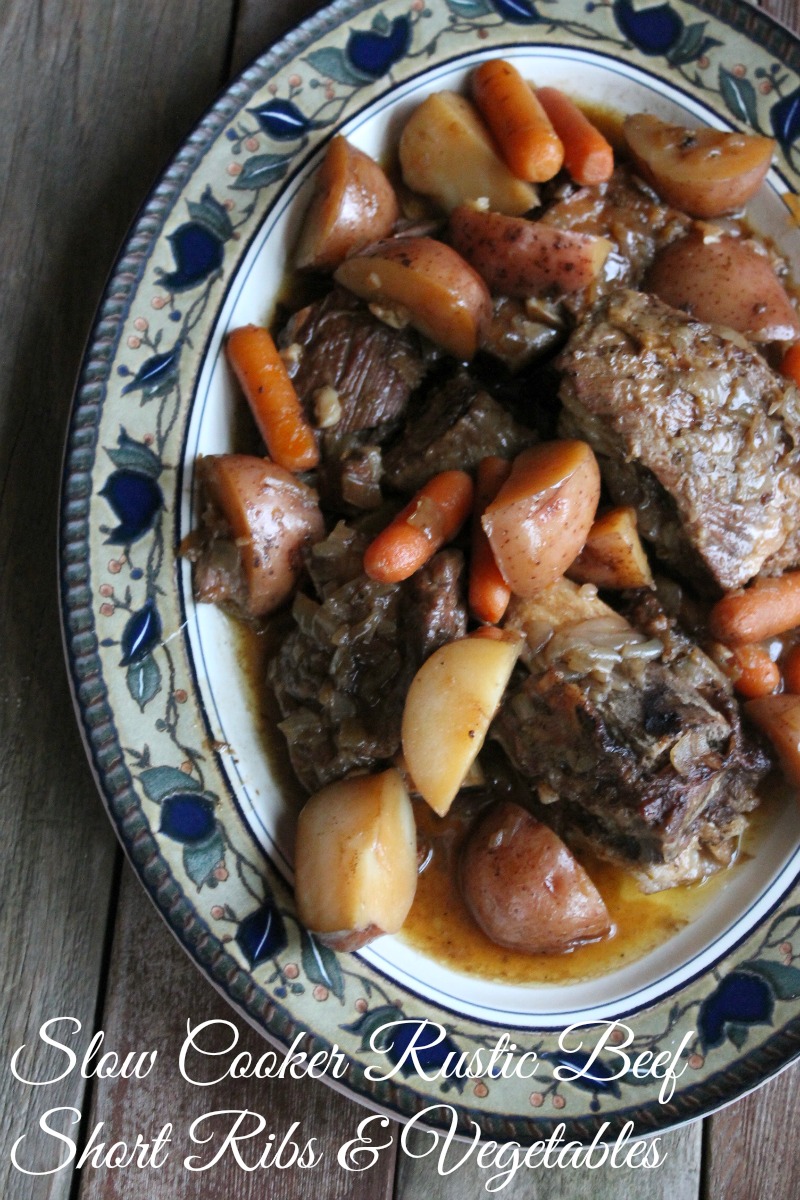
450, 204, 611, 298
624, 113, 775, 218
295, 136, 400, 271
188, 454, 324, 619
482, 441, 601, 597
645, 234, 800, 343
568, 506, 654, 590
399, 91, 538, 216
334, 236, 491, 360
460, 801, 611, 954
294, 768, 418, 951
402, 635, 521, 817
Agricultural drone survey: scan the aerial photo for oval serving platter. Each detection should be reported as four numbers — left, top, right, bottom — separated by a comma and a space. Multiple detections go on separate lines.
61, 0, 800, 1142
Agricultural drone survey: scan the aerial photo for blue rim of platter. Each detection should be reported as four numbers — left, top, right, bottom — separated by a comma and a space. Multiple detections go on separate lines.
60, 0, 800, 1143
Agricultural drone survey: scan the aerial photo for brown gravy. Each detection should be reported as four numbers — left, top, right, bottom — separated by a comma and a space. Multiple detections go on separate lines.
403, 796, 748, 985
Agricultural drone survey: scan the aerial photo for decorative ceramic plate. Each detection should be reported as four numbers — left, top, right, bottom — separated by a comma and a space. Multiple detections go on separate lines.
61, 0, 800, 1143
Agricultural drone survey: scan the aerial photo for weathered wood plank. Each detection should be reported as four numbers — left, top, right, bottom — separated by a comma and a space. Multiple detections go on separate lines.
397, 1122, 700, 1199
0, 1, 234, 1196
704, 1061, 800, 1200
759, 0, 799, 30
230, 0, 329, 77
76, 866, 398, 1200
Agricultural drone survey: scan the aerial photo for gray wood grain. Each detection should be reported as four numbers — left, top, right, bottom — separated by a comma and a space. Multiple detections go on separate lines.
759, 0, 799, 29
230, 0, 330, 77
0, 1, 234, 1196
704, 1061, 800, 1200
76, 866, 398, 1200
398, 1123, 700, 1200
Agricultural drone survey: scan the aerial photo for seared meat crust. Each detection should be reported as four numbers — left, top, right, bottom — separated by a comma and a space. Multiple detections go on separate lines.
557, 289, 800, 591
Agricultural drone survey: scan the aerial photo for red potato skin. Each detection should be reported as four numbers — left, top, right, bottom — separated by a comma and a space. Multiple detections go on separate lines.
450, 204, 611, 298
645, 235, 800, 343
482, 441, 601, 598
196, 454, 324, 618
745, 695, 800, 789
460, 801, 611, 954
295, 135, 400, 271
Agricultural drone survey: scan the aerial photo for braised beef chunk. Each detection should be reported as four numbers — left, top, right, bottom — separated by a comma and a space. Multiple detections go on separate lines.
269, 524, 467, 792
279, 289, 431, 509
479, 296, 566, 373
557, 289, 800, 592
383, 370, 535, 493
402, 549, 468, 664
493, 581, 769, 891
540, 166, 690, 292
281, 289, 427, 436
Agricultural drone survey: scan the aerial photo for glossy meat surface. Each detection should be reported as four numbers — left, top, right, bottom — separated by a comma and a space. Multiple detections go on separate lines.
557, 289, 800, 590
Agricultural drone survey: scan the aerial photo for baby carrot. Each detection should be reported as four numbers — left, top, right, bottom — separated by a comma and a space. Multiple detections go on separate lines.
469, 457, 512, 625
471, 59, 564, 183
780, 343, 800, 388
725, 644, 780, 699
783, 644, 800, 694
709, 572, 800, 645
226, 324, 319, 472
535, 87, 614, 186
364, 470, 474, 584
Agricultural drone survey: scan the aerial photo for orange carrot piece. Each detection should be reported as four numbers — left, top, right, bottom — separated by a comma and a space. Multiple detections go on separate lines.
783, 644, 800, 694
725, 644, 780, 699
535, 87, 614, 185
780, 343, 800, 388
471, 60, 564, 183
709, 572, 800, 645
469, 457, 512, 625
364, 471, 474, 584
226, 324, 319, 472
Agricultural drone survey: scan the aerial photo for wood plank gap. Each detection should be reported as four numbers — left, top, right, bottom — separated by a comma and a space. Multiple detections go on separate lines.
66, 847, 124, 1200
221, 0, 244, 87
699, 1111, 711, 1200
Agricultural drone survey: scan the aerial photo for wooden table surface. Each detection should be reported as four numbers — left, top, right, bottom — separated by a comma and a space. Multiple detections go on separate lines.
3, 1, 800, 1196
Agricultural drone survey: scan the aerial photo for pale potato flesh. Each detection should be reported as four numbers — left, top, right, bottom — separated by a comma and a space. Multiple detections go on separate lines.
461, 801, 611, 954
334, 235, 491, 360
624, 113, 774, 218
482, 441, 601, 598
568, 505, 654, 590
399, 91, 538, 216
294, 768, 418, 949
402, 636, 521, 816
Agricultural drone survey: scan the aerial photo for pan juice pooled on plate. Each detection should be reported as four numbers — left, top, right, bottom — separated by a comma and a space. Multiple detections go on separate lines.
182, 58, 800, 975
